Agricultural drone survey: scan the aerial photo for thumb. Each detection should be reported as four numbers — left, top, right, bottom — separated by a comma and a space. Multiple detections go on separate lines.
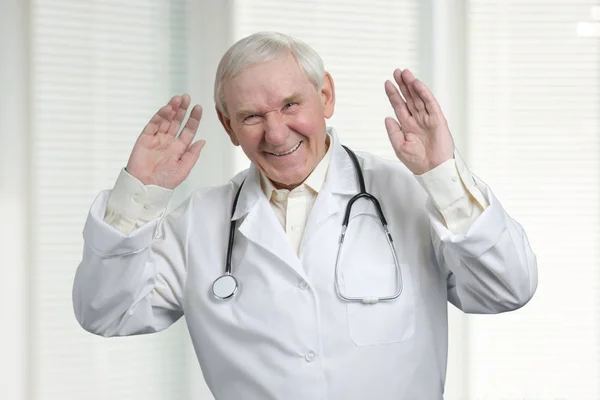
384, 117, 405, 155
180, 139, 206, 172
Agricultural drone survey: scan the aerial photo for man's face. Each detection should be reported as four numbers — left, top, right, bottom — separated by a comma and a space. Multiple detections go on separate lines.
218, 52, 335, 189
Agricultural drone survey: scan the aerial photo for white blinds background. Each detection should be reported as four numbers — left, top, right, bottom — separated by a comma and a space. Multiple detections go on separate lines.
467, 1, 600, 398
31, 1, 193, 399
231, 0, 421, 173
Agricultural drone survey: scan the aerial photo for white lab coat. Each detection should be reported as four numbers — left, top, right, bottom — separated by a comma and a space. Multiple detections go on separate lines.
73, 129, 537, 400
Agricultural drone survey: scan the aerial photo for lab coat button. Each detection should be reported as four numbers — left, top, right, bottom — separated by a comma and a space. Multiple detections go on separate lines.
298, 280, 308, 290
451, 175, 459, 182
305, 352, 315, 362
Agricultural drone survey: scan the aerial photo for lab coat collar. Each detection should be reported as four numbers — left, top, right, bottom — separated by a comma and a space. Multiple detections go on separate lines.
230, 126, 358, 221
299, 127, 358, 254
230, 163, 263, 221
322, 126, 359, 196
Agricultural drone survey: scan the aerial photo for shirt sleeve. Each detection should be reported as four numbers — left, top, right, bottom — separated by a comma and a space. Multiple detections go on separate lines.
414, 150, 489, 235
104, 168, 174, 234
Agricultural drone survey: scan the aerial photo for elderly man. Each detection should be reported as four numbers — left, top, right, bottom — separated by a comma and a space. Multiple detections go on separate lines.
73, 32, 537, 399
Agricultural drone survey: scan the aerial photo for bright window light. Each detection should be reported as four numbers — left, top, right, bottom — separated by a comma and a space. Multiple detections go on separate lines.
591, 5, 600, 20
577, 21, 600, 37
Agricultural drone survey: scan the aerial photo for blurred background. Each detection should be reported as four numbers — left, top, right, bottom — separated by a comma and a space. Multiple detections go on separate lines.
0, 0, 598, 399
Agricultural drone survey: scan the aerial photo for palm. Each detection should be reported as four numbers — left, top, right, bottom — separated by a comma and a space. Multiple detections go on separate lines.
127, 94, 205, 189
384, 69, 454, 175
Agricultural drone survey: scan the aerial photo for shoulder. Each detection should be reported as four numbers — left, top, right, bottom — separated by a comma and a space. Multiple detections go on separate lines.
351, 150, 428, 204
191, 169, 246, 207
354, 151, 417, 184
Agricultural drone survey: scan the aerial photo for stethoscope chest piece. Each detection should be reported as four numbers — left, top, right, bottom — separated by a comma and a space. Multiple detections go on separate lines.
212, 274, 238, 300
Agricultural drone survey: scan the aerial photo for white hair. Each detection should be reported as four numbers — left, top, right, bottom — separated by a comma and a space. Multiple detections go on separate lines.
214, 31, 325, 117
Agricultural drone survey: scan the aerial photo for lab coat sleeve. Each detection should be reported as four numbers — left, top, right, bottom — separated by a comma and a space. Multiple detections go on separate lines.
428, 177, 538, 313
72, 189, 191, 337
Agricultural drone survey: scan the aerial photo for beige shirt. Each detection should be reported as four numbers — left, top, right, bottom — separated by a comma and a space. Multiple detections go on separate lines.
258, 135, 334, 254
104, 135, 489, 247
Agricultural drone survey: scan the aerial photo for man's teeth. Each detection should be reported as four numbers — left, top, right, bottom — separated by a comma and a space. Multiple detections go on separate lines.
273, 142, 301, 156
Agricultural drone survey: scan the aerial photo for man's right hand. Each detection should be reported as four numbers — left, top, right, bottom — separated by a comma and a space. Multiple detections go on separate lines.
126, 94, 206, 189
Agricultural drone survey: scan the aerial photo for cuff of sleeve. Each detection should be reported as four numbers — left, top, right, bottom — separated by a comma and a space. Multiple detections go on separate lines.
454, 149, 489, 208
107, 168, 174, 221
415, 158, 467, 211
415, 150, 489, 212
85, 190, 159, 256
427, 177, 505, 258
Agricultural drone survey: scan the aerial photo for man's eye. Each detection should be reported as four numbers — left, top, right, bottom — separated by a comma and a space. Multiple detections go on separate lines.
243, 115, 261, 124
284, 103, 298, 110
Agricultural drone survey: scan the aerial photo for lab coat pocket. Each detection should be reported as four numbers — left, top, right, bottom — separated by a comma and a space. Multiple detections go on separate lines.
343, 263, 416, 346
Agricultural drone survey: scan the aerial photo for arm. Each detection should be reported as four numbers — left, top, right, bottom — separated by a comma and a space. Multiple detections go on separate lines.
414, 152, 536, 312
384, 69, 537, 313
73, 188, 188, 336
427, 175, 537, 313
72, 94, 206, 336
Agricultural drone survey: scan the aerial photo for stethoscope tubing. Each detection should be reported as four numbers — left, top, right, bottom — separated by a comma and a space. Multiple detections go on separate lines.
213, 145, 403, 303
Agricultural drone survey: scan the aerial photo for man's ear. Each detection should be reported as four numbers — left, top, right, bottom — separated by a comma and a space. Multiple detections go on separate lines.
216, 107, 240, 146
321, 72, 335, 119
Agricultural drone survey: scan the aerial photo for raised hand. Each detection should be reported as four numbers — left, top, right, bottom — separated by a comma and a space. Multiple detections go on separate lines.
126, 94, 206, 189
384, 69, 454, 175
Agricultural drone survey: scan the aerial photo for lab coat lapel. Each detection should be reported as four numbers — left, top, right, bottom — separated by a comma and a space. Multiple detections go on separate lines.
231, 164, 304, 278
300, 128, 358, 254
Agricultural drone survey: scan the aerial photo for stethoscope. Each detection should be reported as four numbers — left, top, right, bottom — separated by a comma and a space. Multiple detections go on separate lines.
211, 146, 403, 304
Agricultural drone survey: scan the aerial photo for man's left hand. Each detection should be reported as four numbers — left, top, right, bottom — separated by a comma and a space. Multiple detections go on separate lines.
384, 69, 454, 175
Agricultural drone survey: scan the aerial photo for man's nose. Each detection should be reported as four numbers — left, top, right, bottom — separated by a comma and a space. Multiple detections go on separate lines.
263, 111, 289, 145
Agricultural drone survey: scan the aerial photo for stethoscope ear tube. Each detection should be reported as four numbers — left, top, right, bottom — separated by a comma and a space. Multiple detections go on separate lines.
342, 193, 388, 227
336, 146, 402, 303
215, 180, 245, 301
225, 181, 245, 275
341, 145, 388, 228
342, 145, 366, 193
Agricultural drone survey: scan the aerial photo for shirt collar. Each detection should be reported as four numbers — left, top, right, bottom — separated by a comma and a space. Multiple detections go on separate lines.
260, 133, 333, 199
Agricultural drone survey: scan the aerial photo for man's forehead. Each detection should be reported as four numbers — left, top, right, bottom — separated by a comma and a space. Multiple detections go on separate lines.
228, 55, 307, 89
224, 56, 315, 110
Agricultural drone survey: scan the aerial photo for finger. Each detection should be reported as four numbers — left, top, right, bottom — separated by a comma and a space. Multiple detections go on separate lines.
156, 96, 182, 135
177, 105, 203, 148
384, 117, 406, 153
385, 80, 412, 125
400, 69, 426, 113
413, 80, 442, 116
179, 139, 206, 171
394, 69, 417, 116
141, 96, 181, 136
166, 94, 191, 138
